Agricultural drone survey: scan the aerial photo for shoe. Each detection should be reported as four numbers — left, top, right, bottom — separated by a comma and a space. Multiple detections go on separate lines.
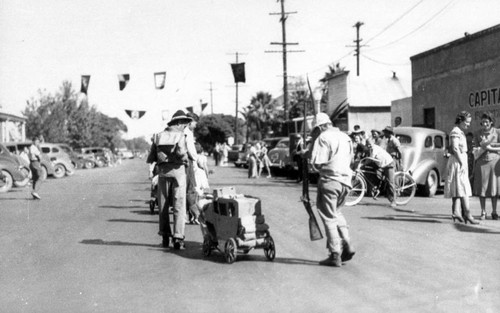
341, 241, 356, 262
480, 212, 486, 220
192, 218, 200, 225
173, 239, 185, 250
464, 214, 480, 225
267, 175, 271, 178
31, 192, 41, 200
390, 202, 397, 208
451, 214, 464, 223
319, 252, 341, 267
492, 212, 499, 220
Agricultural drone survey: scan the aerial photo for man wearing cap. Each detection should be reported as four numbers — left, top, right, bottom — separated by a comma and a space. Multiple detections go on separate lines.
383, 126, 402, 171
147, 110, 192, 249
310, 112, 356, 267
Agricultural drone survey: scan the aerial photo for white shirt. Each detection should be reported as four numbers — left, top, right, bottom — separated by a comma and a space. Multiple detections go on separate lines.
370, 144, 393, 168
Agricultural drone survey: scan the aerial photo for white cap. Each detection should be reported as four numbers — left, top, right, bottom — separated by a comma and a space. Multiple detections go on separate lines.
313, 112, 331, 128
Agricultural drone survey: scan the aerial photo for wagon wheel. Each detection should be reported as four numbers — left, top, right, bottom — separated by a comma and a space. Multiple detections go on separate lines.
202, 235, 212, 257
224, 238, 237, 264
264, 236, 276, 261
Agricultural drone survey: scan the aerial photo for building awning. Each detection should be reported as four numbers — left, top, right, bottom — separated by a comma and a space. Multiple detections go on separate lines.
0, 111, 26, 122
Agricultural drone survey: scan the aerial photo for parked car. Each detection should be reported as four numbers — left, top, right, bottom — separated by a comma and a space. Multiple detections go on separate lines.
268, 138, 294, 172
228, 144, 243, 163
234, 143, 253, 168
0, 143, 28, 192
394, 126, 448, 197
262, 137, 287, 151
55, 143, 89, 169
39, 143, 76, 177
75, 147, 111, 167
3, 141, 56, 180
120, 150, 134, 159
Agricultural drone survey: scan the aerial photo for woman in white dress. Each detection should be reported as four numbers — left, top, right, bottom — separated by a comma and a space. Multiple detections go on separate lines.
444, 111, 479, 224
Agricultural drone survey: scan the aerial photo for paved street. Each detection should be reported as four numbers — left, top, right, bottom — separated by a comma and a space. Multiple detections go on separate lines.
1, 158, 500, 313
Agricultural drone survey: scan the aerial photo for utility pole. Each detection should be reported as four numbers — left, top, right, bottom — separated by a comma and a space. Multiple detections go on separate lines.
227, 52, 246, 145
352, 21, 364, 76
208, 82, 214, 115
266, 0, 303, 134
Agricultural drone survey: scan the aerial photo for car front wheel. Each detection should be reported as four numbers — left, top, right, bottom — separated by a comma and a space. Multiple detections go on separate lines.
52, 164, 66, 178
0, 170, 13, 193
423, 169, 438, 197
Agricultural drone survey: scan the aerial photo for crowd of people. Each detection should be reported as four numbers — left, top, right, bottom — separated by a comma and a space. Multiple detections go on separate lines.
145, 108, 500, 269
343, 124, 403, 208
247, 141, 272, 179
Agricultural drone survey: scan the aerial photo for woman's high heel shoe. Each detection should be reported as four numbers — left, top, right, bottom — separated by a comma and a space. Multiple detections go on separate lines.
464, 214, 480, 225
451, 214, 464, 223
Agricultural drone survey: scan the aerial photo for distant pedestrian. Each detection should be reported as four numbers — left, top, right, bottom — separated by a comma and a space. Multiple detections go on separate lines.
213, 143, 221, 166
29, 136, 43, 200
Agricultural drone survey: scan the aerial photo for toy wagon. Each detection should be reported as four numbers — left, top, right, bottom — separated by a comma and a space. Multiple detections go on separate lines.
199, 187, 276, 264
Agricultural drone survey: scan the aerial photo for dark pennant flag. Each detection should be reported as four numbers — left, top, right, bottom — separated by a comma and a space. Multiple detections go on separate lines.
230, 63, 246, 83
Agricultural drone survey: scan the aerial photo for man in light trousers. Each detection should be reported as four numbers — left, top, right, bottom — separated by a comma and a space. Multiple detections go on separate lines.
310, 113, 356, 267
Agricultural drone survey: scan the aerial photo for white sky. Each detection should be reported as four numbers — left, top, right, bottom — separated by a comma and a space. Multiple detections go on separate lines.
1, 0, 499, 138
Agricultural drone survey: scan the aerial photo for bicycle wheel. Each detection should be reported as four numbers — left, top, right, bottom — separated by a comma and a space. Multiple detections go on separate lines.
345, 173, 366, 206
394, 172, 416, 205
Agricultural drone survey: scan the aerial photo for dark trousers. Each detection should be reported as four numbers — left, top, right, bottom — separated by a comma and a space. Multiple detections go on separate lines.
30, 161, 42, 192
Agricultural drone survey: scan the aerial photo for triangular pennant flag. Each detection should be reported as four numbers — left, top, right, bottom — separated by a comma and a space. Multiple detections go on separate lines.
125, 109, 146, 119
201, 102, 208, 111
230, 63, 246, 83
118, 74, 130, 90
80, 75, 90, 94
186, 106, 194, 114
154, 72, 166, 89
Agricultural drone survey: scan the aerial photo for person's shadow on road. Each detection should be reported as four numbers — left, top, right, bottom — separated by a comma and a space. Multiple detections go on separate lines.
79, 239, 320, 266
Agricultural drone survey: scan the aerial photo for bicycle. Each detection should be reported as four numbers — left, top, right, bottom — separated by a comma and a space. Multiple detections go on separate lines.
345, 157, 417, 206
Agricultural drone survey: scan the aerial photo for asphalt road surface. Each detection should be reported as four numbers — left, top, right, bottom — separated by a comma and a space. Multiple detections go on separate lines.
1, 158, 499, 313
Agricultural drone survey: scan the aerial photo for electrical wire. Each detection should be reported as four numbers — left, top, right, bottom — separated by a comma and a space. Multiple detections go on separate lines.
364, 0, 426, 46
361, 54, 411, 67
366, 0, 459, 52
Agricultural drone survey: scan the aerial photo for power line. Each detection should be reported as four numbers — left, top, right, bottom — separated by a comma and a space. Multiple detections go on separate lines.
364, 0, 426, 46
361, 54, 411, 67
366, 0, 458, 52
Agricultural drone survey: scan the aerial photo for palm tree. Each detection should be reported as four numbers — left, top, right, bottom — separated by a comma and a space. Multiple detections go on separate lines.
241, 91, 277, 141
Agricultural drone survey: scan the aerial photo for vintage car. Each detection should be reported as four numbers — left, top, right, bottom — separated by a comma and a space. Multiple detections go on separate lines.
267, 138, 294, 171
75, 147, 111, 167
0, 143, 28, 192
39, 143, 76, 177
55, 143, 89, 169
3, 141, 56, 180
233, 143, 252, 168
394, 126, 448, 197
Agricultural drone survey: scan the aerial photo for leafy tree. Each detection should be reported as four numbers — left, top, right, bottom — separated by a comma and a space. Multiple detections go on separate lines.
23, 80, 128, 150
194, 114, 243, 152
